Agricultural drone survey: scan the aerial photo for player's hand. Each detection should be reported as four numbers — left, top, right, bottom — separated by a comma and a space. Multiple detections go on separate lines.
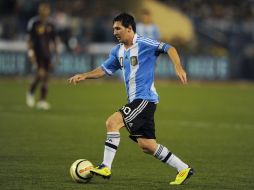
68, 74, 86, 85
27, 49, 37, 66
174, 64, 187, 84
29, 55, 37, 66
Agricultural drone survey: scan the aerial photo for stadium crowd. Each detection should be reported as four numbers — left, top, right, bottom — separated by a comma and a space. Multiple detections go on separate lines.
160, 0, 254, 79
0, 0, 253, 78
0, 0, 122, 53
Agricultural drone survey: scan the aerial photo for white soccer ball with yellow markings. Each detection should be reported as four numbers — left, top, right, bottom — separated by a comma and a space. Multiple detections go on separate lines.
70, 159, 94, 183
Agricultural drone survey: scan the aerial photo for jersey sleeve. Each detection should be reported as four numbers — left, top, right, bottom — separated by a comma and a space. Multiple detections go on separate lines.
137, 36, 171, 55
27, 20, 33, 34
27, 17, 37, 34
156, 42, 171, 54
101, 46, 121, 75
27, 17, 37, 41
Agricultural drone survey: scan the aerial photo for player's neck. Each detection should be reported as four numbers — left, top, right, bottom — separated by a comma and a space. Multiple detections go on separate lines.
124, 33, 135, 49
124, 42, 132, 49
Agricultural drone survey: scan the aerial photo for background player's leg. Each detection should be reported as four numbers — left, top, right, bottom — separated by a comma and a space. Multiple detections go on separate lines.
29, 62, 42, 95
36, 68, 50, 110
26, 69, 41, 107
137, 138, 188, 172
40, 70, 48, 101
30, 74, 40, 94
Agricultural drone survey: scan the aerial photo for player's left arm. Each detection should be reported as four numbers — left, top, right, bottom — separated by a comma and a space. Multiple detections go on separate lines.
167, 46, 187, 84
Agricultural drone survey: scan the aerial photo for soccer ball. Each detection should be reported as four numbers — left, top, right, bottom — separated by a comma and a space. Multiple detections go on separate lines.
70, 159, 94, 183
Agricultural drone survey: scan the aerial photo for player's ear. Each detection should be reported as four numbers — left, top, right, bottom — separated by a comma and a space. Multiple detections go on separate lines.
127, 25, 132, 33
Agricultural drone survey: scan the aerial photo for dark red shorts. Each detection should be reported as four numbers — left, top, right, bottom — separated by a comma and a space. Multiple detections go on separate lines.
36, 56, 51, 71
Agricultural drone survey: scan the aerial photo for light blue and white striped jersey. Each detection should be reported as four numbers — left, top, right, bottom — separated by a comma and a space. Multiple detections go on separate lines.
136, 23, 160, 40
101, 34, 171, 103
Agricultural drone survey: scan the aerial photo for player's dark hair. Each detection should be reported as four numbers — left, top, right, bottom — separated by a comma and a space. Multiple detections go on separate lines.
141, 8, 151, 15
113, 13, 136, 33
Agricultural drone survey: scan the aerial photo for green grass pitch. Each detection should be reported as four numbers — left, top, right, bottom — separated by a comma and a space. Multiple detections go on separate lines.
0, 79, 254, 190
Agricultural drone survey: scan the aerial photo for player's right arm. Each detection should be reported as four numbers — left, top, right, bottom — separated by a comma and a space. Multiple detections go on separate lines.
69, 45, 121, 85
27, 18, 37, 66
68, 67, 106, 85
27, 35, 37, 66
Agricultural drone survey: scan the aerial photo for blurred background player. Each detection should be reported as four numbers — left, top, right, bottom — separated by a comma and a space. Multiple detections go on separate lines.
136, 8, 160, 40
26, 2, 58, 110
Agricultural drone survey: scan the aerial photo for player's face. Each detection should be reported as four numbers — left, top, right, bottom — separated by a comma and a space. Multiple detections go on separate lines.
39, 4, 50, 18
142, 14, 151, 24
113, 21, 130, 43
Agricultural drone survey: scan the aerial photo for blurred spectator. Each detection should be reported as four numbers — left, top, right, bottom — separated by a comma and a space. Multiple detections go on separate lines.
0, 0, 18, 40
0, 0, 253, 62
136, 9, 160, 40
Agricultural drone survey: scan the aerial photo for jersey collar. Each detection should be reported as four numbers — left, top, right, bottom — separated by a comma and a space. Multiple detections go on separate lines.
132, 33, 138, 44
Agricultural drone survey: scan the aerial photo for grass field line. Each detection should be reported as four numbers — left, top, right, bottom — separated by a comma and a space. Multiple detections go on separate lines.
166, 120, 254, 129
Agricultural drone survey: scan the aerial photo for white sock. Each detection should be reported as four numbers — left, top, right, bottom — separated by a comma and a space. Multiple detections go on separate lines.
102, 132, 120, 170
153, 144, 188, 172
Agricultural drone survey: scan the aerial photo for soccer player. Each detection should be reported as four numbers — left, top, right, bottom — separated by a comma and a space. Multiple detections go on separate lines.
26, 2, 58, 110
136, 9, 160, 40
68, 13, 193, 185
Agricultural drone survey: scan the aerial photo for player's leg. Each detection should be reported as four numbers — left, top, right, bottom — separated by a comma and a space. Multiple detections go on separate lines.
37, 61, 50, 110
137, 138, 189, 171
152, 140, 193, 185
39, 69, 49, 101
137, 138, 193, 185
26, 67, 41, 107
90, 111, 124, 178
103, 111, 124, 168
133, 100, 193, 185
136, 138, 157, 154
29, 71, 40, 94
91, 99, 151, 179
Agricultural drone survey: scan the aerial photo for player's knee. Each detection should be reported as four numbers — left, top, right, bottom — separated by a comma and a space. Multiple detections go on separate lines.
139, 143, 154, 154
105, 117, 117, 131
105, 113, 123, 132
41, 83, 47, 90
